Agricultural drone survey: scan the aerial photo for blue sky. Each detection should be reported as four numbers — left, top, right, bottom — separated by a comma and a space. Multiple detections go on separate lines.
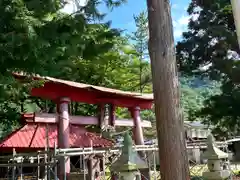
62, 0, 191, 42
100, 0, 191, 41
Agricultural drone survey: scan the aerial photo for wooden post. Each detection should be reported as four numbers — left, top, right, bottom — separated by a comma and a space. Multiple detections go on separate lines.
12, 148, 16, 180
146, 0, 190, 180
153, 150, 157, 180
57, 97, 71, 180
54, 142, 58, 180
102, 155, 106, 180
45, 123, 50, 180
87, 157, 93, 180
87, 140, 94, 180
83, 153, 86, 180
37, 152, 40, 180
20, 160, 23, 180
44, 146, 47, 180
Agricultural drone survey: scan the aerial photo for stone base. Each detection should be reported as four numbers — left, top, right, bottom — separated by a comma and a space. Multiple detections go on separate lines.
202, 170, 230, 180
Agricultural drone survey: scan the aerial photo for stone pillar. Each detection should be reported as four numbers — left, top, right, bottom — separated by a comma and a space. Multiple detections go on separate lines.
111, 133, 141, 180
111, 133, 149, 180
57, 97, 70, 180
129, 107, 144, 146
192, 147, 201, 164
202, 134, 230, 180
100, 155, 105, 176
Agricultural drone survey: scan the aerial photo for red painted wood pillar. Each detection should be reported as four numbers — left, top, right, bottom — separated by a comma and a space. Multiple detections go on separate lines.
98, 103, 105, 131
129, 107, 144, 146
57, 97, 70, 180
109, 104, 116, 180
130, 107, 150, 180
109, 104, 116, 126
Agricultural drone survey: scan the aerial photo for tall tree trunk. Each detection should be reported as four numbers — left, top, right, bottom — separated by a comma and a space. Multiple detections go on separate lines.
146, 0, 190, 180
139, 44, 143, 93
140, 56, 143, 93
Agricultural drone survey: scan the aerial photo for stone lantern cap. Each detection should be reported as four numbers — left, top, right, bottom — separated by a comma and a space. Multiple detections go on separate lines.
111, 132, 148, 172
202, 134, 228, 160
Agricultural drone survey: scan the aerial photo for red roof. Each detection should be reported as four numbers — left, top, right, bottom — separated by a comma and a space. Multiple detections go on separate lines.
13, 73, 153, 109
0, 123, 113, 151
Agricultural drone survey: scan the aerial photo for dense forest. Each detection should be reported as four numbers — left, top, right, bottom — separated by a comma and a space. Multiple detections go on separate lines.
177, 0, 240, 138
0, 0, 238, 139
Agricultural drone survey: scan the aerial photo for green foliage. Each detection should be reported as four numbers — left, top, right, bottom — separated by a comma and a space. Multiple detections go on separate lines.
128, 11, 151, 93
180, 77, 221, 122
176, 0, 237, 79
176, 0, 240, 137
143, 76, 220, 139
0, 0, 128, 135
69, 0, 127, 21
130, 11, 148, 58
0, 0, 223, 142
198, 80, 240, 138
0, 0, 83, 76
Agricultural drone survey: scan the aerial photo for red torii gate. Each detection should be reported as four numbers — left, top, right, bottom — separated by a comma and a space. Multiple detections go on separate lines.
13, 73, 153, 179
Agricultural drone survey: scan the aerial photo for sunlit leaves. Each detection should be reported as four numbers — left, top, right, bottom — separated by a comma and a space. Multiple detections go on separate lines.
0, 0, 127, 135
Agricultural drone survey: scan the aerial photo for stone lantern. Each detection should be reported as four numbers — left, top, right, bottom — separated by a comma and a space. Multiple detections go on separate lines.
111, 132, 148, 180
202, 134, 230, 180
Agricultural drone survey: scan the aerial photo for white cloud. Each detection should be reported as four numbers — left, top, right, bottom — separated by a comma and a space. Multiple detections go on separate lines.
174, 29, 184, 38
172, 15, 190, 39
171, 4, 202, 41
61, 0, 88, 13
126, 21, 136, 30
178, 16, 190, 25
172, 4, 178, 9
61, 1, 75, 13
172, 20, 177, 27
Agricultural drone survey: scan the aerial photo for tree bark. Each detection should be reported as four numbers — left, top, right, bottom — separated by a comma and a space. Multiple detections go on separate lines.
146, 0, 190, 180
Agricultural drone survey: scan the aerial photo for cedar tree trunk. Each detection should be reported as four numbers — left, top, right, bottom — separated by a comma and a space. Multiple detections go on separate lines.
146, 0, 190, 179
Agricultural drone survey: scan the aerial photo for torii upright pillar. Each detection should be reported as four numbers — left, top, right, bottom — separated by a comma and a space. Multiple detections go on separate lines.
57, 97, 71, 180
130, 107, 150, 180
130, 107, 144, 147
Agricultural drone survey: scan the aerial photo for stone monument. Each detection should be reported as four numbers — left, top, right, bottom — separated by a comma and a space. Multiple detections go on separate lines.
202, 134, 230, 180
111, 132, 148, 180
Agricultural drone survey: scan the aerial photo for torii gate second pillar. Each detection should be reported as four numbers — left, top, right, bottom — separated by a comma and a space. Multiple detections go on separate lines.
57, 97, 71, 180
129, 107, 144, 147
129, 107, 150, 180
